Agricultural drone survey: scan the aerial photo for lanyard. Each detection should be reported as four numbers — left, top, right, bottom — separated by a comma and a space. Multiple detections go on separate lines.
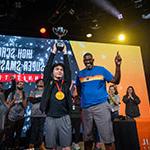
55, 80, 64, 91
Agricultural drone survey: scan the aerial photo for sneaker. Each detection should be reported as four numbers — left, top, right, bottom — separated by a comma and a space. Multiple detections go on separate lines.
72, 142, 81, 150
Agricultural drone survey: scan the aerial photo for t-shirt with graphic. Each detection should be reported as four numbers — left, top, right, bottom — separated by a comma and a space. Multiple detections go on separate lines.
7, 91, 27, 121
30, 89, 46, 117
76, 66, 113, 108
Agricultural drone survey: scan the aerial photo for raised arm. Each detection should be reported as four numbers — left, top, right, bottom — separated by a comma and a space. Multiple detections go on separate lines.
110, 95, 120, 106
110, 52, 122, 84
62, 45, 71, 87
6, 92, 15, 108
76, 76, 81, 97
43, 44, 57, 84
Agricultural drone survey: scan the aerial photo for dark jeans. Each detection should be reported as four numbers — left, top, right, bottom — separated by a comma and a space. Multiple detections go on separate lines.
30, 117, 45, 146
4, 118, 24, 148
71, 118, 81, 143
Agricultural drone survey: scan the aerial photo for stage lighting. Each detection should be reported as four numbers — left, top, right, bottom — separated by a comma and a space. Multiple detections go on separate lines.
117, 14, 123, 20
93, 0, 123, 20
133, 0, 143, 9
15, 1, 22, 9
90, 19, 101, 30
86, 33, 92, 38
142, 13, 150, 19
40, 27, 46, 34
69, 8, 75, 15
118, 34, 125, 41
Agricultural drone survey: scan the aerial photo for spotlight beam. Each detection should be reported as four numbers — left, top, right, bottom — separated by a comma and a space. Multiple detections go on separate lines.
93, 0, 123, 20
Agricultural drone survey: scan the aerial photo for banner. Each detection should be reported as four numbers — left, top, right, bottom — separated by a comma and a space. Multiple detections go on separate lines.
0, 35, 79, 93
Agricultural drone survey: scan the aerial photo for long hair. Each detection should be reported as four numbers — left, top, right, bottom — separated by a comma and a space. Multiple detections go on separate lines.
126, 86, 137, 98
109, 84, 118, 95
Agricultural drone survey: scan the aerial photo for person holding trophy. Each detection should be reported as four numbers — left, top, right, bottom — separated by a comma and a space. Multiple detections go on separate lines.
40, 41, 72, 150
52, 26, 68, 51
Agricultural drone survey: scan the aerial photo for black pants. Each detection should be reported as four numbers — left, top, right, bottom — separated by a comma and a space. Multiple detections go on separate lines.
30, 117, 45, 146
71, 118, 81, 143
4, 118, 24, 148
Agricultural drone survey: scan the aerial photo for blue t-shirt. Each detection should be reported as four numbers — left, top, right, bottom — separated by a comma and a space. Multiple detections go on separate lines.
76, 66, 113, 108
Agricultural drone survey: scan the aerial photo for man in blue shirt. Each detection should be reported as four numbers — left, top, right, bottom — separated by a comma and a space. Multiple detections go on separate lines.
76, 52, 122, 150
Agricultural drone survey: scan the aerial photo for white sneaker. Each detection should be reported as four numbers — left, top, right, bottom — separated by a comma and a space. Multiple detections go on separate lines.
72, 142, 80, 150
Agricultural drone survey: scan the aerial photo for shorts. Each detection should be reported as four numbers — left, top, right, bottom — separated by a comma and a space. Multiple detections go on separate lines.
45, 115, 72, 148
82, 102, 115, 144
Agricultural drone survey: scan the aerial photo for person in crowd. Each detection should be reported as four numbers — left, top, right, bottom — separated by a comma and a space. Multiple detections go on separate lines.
122, 86, 141, 118
0, 76, 16, 143
28, 79, 46, 150
70, 83, 81, 150
0, 76, 16, 100
108, 84, 120, 121
40, 43, 72, 150
4, 81, 27, 149
76, 52, 122, 150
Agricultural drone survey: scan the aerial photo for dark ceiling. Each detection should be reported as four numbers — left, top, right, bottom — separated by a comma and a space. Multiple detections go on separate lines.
0, 0, 150, 44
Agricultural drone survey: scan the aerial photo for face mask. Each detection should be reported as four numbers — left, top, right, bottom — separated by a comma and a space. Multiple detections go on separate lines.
37, 85, 44, 88
17, 86, 23, 90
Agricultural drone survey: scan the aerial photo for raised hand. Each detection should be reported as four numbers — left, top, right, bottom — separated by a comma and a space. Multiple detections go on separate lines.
62, 44, 67, 54
115, 51, 122, 66
51, 43, 57, 54
128, 94, 131, 99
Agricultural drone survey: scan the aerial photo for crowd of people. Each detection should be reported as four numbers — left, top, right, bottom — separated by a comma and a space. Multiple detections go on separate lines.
0, 44, 141, 150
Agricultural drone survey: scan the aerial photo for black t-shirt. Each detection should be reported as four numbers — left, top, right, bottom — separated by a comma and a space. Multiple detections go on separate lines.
40, 53, 72, 116
47, 80, 69, 117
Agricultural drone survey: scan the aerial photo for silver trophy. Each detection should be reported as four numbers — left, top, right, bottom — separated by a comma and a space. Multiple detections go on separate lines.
52, 26, 68, 51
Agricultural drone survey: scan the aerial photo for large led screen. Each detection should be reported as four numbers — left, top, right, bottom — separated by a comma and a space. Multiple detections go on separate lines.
0, 34, 149, 118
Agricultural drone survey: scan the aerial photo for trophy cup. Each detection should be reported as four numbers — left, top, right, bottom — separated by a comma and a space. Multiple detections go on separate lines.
52, 26, 68, 51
